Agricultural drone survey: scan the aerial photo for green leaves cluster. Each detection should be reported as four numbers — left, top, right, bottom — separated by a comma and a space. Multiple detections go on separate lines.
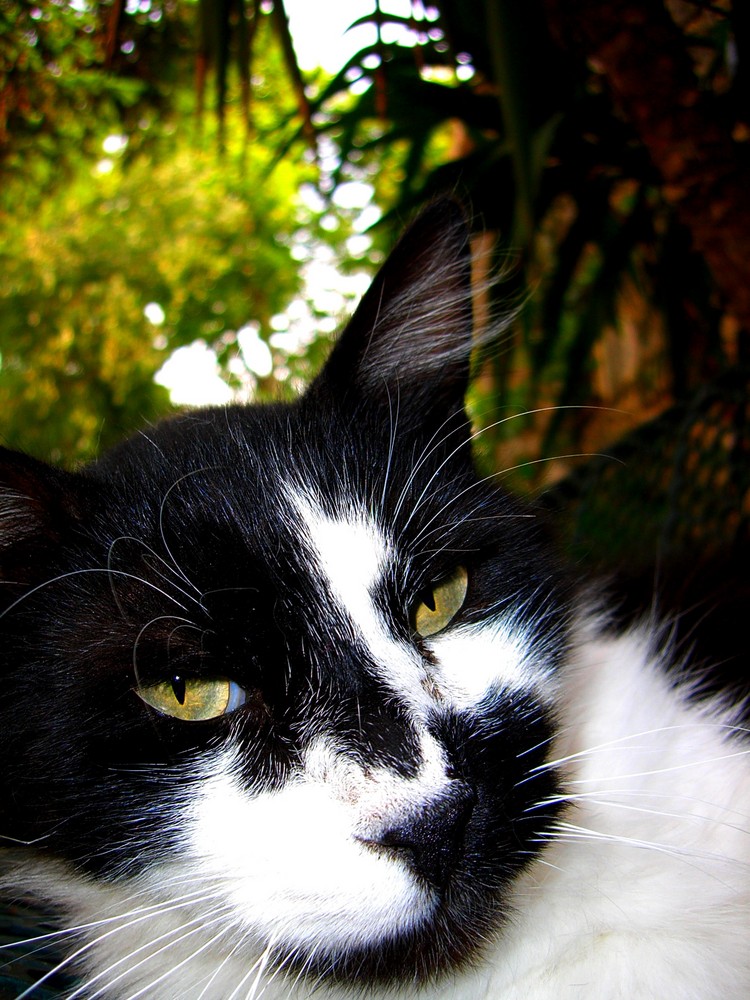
0, 0, 142, 187
0, 4, 320, 464
4, 0, 747, 492
0, 131, 304, 462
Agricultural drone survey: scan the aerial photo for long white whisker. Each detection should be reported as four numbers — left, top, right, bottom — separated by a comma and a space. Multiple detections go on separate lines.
390, 412, 468, 527
107, 534, 203, 612
157, 467, 223, 590
523, 723, 750, 782
77, 902, 235, 1000
0, 567, 194, 623
378, 381, 401, 520
131, 614, 196, 686
228, 934, 279, 1000
534, 790, 750, 832
12, 887, 226, 999
399, 405, 623, 537
407, 449, 620, 552
542, 820, 749, 875
0, 881, 221, 953
195, 927, 261, 1000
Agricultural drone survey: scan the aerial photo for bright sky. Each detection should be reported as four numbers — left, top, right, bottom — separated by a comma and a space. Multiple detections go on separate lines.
154, 0, 418, 407
285, 0, 382, 72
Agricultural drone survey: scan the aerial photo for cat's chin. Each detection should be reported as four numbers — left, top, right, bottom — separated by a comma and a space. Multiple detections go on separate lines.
262, 903, 499, 989
166, 739, 514, 984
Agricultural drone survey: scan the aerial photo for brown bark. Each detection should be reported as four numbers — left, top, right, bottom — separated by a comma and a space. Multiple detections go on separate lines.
545, 0, 750, 333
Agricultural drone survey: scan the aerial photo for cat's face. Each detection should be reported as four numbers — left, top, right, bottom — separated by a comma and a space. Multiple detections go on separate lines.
0, 203, 570, 988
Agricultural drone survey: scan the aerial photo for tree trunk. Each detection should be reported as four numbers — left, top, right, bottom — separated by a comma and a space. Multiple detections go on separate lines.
545, 0, 750, 334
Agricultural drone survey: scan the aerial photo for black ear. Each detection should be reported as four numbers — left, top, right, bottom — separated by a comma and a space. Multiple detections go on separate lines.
0, 448, 83, 589
308, 199, 475, 431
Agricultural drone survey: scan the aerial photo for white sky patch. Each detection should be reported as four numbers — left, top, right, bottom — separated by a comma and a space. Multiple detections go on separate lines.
143, 301, 165, 325
284, 0, 414, 73
238, 323, 273, 377
332, 181, 375, 210
154, 341, 234, 406
102, 133, 128, 155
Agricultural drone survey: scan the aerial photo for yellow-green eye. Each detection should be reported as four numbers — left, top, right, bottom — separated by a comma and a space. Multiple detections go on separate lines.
413, 565, 468, 638
136, 676, 247, 721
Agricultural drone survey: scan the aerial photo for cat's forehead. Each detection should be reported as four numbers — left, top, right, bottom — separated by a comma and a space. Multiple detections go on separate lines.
288, 484, 393, 601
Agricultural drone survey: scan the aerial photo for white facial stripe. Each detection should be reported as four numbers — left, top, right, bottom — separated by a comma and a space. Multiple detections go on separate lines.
288, 486, 435, 714
296, 499, 387, 634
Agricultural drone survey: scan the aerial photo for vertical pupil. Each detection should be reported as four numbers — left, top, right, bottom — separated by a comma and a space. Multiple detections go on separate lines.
422, 588, 437, 612
171, 676, 187, 705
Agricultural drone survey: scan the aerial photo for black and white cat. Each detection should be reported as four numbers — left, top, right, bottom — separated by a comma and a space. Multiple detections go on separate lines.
1, 201, 749, 999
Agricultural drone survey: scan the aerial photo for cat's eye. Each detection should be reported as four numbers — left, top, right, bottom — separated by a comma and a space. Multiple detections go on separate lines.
412, 565, 468, 638
135, 675, 247, 721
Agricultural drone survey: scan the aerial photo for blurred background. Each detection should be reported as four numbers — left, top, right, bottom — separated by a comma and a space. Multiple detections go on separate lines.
1, 0, 748, 572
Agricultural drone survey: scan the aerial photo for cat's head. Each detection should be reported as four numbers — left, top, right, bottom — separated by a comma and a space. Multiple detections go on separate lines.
0, 201, 571, 987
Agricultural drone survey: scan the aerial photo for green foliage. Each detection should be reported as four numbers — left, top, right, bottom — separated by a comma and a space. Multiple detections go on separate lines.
0, 0, 143, 187
0, 128, 305, 463
6, 0, 744, 495
0, 5, 321, 465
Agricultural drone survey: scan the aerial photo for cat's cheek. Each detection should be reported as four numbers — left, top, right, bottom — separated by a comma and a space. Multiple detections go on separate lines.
181, 770, 432, 949
428, 622, 556, 709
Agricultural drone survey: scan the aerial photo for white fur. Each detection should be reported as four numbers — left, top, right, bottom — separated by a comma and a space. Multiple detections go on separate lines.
181, 736, 443, 953
467, 629, 750, 999
288, 486, 435, 715
428, 619, 554, 709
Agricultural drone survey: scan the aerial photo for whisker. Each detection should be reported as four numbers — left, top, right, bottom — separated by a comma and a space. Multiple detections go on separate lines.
378, 381, 401, 521
11, 886, 226, 999
0, 567, 195, 624
541, 820, 750, 875
229, 934, 279, 1000
407, 450, 619, 552
398, 405, 623, 538
523, 723, 750, 782
106, 534, 203, 612
77, 903, 235, 1000
534, 789, 750, 830
157, 467, 223, 591
131, 613, 197, 687
390, 411, 468, 528
194, 927, 258, 1000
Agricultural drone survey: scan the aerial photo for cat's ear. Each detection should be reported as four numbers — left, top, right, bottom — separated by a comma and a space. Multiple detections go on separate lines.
0, 448, 84, 585
309, 199, 475, 430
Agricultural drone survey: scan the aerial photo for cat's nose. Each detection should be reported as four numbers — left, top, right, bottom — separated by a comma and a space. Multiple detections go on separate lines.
362, 781, 476, 890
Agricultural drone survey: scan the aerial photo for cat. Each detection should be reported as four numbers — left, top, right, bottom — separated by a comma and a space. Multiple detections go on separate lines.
0, 200, 748, 1000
